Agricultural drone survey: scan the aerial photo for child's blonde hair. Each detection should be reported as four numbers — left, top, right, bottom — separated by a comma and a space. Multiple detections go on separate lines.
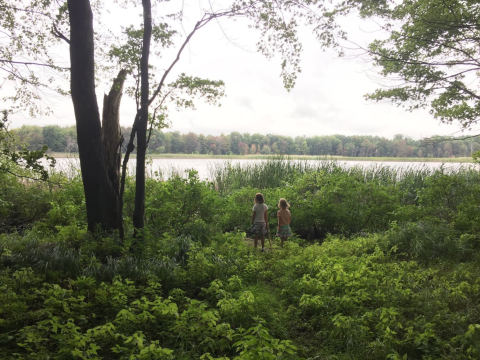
278, 198, 290, 210
254, 193, 264, 204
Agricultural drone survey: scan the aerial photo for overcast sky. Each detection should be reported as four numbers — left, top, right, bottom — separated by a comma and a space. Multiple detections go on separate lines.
9, 0, 478, 140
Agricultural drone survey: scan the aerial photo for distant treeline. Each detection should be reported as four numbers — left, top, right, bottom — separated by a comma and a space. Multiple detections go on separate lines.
13, 125, 480, 158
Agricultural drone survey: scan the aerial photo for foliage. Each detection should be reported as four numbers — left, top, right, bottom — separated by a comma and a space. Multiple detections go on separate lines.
345, 0, 480, 128
0, 173, 54, 233
2, 159, 480, 358
269, 236, 480, 359
15, 125, 480, 158
108, 22, 226, 133
1, 111, 56, 181
209, 159, 480, 239
0, 112, 58, 232
0, 0, 70, 116
0, 230, 297, 359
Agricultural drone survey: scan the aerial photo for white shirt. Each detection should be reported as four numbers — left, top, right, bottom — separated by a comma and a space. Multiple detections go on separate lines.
252, 203, 268, 223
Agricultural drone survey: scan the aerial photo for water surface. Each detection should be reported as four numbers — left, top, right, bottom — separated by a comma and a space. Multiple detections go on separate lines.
47, 157, 475, 180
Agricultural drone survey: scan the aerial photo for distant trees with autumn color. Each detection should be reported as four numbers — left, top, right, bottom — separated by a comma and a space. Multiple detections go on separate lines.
13, 125, 479, 158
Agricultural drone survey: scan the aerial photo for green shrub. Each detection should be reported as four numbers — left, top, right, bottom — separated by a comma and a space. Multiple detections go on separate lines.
0, 172, 53, 233
263, 235, 480, 359
386, 221, 478, 262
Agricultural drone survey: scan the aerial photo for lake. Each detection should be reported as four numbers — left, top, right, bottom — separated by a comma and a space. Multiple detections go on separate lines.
47, 157, 477, 180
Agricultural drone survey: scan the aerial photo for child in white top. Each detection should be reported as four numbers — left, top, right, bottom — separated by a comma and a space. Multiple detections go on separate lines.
251, 192, 268, 252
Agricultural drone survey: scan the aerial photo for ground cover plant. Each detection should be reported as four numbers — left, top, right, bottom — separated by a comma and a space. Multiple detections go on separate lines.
1, 159, 480, 359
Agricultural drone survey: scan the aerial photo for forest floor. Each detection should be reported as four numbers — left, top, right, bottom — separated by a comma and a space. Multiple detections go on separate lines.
243, 237, 277, 252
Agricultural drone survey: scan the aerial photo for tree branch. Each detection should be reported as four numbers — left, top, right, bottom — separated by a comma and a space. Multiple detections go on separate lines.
0, 167, 63, 187
52, 23, 71, 44
148, 10, 237, 106
146, 87, 176, 146
447, 80, 480, 101
0, 58, 69, 70
0, 5, 57, 21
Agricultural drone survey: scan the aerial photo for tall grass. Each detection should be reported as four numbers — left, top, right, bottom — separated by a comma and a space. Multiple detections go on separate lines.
209, 157, 341, 193
209, 157, 478, 193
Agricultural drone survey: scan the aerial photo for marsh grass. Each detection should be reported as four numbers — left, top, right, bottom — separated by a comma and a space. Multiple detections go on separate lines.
210, 157, 477, 193
210, 157, 347, 193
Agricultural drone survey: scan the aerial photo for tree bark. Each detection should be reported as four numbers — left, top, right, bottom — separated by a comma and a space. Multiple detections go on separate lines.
132, 0, 152, 236
119, 115, 139, 241
102, 69, 127, 195
67, 0, 119, 232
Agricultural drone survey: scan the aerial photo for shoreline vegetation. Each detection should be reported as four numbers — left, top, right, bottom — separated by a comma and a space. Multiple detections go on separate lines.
15, 125, 480, 159
3, 158, 480, 359
48, 152, 475, 163
2, 158, 480, 358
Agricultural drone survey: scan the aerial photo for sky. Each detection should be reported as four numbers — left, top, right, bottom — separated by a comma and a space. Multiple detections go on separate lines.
8, 0, 478, 140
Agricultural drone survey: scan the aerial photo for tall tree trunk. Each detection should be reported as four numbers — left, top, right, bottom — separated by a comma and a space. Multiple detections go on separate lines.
102, 69, 127, 195
67, 0, 120, 232
132, 0, 152, 235
119, 115, 139, 241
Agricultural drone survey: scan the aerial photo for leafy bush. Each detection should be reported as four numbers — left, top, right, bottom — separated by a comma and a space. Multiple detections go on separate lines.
0, 172, 54, 233
261, 235, 480, 359
385, 221, 480, 262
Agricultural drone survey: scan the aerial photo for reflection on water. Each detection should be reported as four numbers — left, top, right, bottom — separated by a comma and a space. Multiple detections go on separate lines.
44, 157, 476, 181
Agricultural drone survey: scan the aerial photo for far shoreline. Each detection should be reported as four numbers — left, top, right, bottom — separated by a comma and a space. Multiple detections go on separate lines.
48, 152, 475, 163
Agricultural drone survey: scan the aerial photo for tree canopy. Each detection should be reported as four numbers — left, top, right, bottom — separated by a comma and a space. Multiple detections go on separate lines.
345, 0, 480, 129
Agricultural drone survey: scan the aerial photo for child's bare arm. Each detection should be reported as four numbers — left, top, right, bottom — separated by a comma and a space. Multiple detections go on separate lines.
251, 211, 256, 225
264, 210, 269, 229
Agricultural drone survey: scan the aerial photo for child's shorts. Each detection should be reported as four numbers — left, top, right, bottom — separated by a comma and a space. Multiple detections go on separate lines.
251, 223, 268, 235
276, 225, 292, 237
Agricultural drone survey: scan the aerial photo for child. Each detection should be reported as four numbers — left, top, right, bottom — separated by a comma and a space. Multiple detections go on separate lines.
276, 198, 292, 247
251, 192, 268, 252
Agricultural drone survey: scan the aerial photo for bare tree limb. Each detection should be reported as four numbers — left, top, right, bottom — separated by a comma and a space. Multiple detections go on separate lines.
52, 23, 71, 44
0, 58, 69, 70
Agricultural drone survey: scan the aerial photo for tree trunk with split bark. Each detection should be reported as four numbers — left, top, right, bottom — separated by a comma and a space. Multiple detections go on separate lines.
102, 69, 126, 195
67, 0, 122, 233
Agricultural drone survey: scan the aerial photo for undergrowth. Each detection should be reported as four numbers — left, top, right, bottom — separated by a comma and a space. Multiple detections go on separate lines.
1, 159, 480, 359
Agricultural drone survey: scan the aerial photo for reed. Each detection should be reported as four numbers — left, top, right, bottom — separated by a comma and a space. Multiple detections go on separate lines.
209, 157, 331, 193
209, 157, 478, 193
